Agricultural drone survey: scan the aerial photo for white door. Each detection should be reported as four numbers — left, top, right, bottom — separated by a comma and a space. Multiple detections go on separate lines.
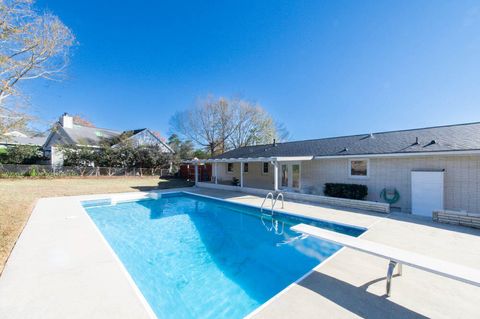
280, 163, 301, 190
411, 171, 444, 217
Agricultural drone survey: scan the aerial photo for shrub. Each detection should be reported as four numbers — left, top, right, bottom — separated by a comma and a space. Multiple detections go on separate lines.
25, 166, 38, 177
324, 183, 368, 200
231, 177, 240, 186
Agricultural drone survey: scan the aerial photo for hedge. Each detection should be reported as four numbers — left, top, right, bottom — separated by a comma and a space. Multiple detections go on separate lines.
324, 183, 368, 200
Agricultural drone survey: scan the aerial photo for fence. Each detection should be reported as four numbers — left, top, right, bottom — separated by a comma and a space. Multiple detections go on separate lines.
0, 164, 171, 177
179, 164, 212, 181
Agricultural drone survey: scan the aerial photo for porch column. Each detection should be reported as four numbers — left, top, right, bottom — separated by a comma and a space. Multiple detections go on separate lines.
240, 161, 244, 188
214, 162, 218, 184
194, 163, 199, 185
273, 161, 279, 191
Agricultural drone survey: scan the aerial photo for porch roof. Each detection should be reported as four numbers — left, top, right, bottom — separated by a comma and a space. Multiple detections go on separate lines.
191, 156, 314, 164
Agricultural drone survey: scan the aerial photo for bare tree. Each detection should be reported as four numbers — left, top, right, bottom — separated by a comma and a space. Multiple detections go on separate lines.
170, 96, 237, 156
170, 95, 289, 156
0, 0, 75, 133
0, 101, 31, 134
228, 99, 277, 149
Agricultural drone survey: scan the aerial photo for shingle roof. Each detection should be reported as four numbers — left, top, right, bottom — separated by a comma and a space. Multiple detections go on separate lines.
0, 135, 47, 146
46, 125, 173, 153
213, 122, 480, 159
59, 125, 122, 146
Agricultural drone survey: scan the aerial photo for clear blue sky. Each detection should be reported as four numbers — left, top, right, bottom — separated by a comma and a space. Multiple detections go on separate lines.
30, 0, 480, 140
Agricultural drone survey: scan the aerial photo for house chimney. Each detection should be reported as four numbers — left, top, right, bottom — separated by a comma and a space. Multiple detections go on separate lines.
273, 139, 276, 147
60, 113, 73, 129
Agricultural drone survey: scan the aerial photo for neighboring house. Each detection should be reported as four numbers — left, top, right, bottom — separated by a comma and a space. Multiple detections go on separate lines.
194, 122, 480, 216
43, 113, 174, 167
0, 131, 47, 149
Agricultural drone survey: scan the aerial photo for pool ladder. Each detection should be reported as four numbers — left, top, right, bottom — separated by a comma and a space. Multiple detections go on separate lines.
260, 192, 285, 235
260, 192, 284, 214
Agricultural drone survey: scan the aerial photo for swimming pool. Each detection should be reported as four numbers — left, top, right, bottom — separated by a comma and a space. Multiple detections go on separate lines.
83, 192, 365, 319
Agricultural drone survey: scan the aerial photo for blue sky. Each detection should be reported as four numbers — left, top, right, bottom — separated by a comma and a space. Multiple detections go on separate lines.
29, 0, 480, 140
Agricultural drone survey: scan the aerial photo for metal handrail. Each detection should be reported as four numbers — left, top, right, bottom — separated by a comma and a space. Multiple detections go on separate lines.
272, 193, 284, 210
260, 192, 274, 213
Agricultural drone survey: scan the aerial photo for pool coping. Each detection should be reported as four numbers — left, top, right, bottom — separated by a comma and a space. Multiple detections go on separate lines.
81, 200, 158, 319
80, 189, 373, 318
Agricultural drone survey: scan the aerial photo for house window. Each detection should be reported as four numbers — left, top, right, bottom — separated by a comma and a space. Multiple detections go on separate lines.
263, 162, 269, 174
227, 163, 234, 173
349, 159, 369, 178
243, 163, 249, 173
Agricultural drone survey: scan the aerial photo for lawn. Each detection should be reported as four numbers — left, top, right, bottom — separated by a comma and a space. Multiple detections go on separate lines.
0, 177, 192, 274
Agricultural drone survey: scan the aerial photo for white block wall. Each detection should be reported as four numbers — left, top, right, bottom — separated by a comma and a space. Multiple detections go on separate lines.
301, 155, 480, 214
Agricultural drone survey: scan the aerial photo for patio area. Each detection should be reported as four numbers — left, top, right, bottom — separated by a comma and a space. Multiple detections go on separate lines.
0, 187, 479, 318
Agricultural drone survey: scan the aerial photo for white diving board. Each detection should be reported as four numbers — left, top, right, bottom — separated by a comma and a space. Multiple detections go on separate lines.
291, 223, 480, 296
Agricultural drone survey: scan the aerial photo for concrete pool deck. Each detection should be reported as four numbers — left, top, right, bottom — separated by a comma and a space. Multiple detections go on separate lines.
0, 187, 479, 318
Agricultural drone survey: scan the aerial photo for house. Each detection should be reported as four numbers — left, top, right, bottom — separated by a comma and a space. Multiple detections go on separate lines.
43, 113, 174, 166
193, 122, 480, 216
0, 131, 47, 149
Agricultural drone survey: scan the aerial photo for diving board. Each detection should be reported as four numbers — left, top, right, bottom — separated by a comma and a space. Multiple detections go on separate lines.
291, 223, 480, 296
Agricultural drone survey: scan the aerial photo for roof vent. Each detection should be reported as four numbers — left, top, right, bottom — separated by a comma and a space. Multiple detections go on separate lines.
413, 137, 419, 145
369, 133, 374, 138
273, 139, 276, 147
341, 147, 348, 152
429, 139, 437, 145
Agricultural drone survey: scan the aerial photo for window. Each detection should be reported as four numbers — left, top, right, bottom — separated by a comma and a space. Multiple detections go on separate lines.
243, 163, 249, 173
263, 162, 269, 174
349, 159, 369, 178
227, 163, 233, 173
281, 164, 288, 187
292, 164, 300, 188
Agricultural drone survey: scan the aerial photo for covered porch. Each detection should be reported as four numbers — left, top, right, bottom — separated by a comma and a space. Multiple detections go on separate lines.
192, 156, 313, 192
190, 157, 390, 214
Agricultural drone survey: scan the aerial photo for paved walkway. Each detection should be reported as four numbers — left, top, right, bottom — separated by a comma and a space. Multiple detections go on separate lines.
1, 187, 479, 318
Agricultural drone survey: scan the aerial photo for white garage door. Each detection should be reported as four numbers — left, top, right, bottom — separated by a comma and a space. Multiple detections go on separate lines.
411, 171, 444, 217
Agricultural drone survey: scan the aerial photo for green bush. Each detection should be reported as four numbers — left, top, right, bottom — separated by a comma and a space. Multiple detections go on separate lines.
324, 183, 368, 200
25, 166, 38, 177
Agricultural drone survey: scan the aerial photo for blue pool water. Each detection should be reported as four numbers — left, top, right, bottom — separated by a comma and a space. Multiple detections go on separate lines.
83, 192, 364, 319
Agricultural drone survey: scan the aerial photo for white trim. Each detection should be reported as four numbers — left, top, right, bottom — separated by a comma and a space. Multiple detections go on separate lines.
274, 156, 314, 162
348, 158, 369, 179
192, 156, 314, 164
273, 162, 278, 191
